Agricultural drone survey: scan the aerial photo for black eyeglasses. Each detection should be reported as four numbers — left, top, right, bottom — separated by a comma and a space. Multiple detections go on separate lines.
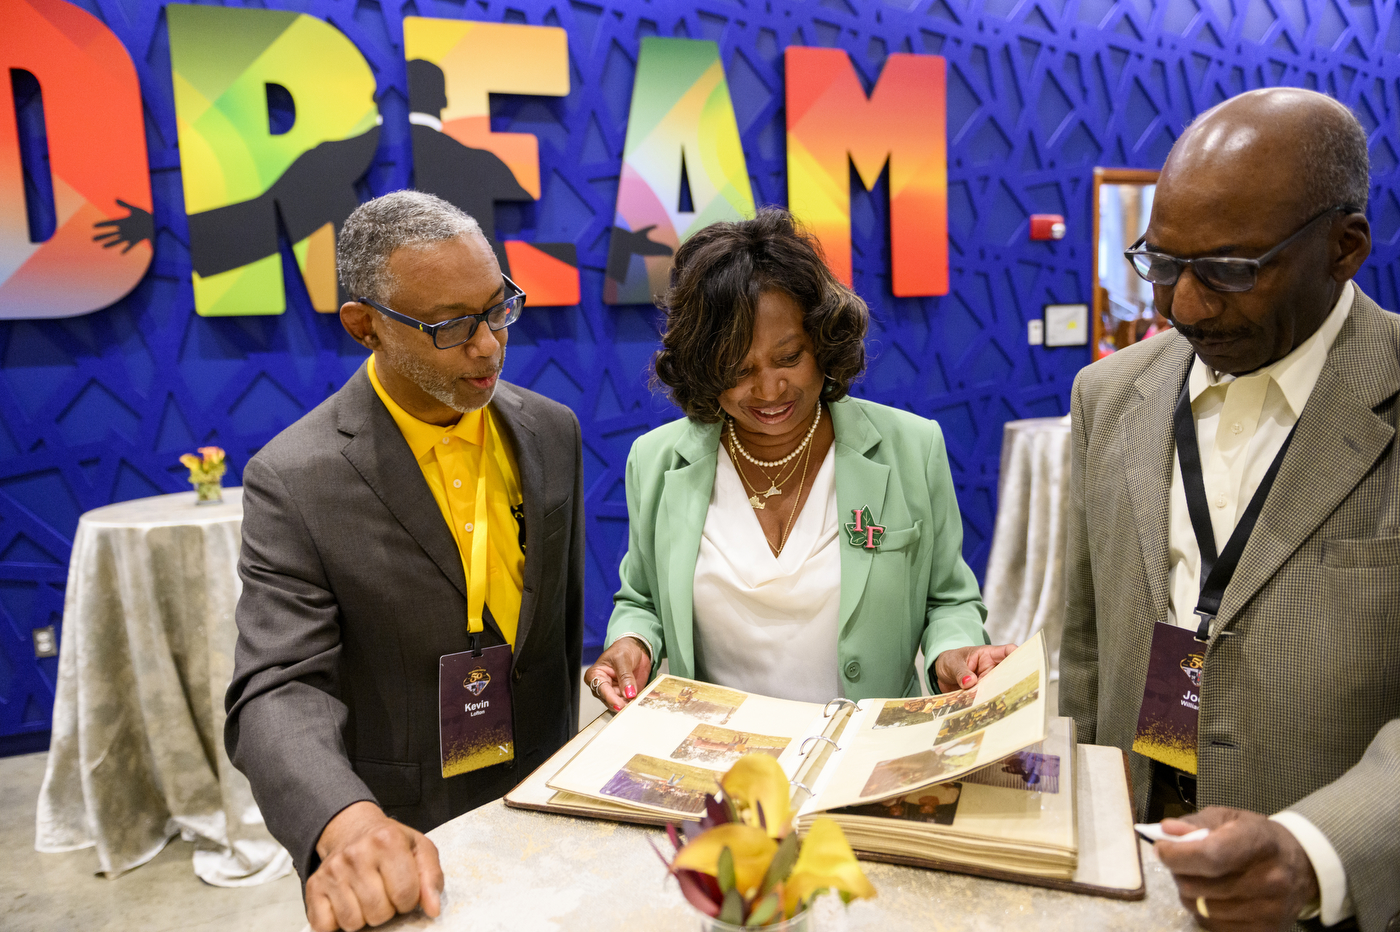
1124, 204, 1357, 293
359, 275, 525, 349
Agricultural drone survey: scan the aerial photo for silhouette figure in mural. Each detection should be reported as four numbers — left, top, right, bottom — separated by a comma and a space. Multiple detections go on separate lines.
92, 199, 154, 253
605, 223, 674, 285
407, 59, 531, 267
183, 125, 381, 290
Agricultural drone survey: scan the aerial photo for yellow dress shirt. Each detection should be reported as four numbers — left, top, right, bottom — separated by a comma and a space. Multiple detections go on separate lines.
1166, 280, 1354, 925
368, 357, 526, 647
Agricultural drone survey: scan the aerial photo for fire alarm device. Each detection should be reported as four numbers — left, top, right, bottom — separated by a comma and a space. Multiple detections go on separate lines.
1030, 214, 1066, 240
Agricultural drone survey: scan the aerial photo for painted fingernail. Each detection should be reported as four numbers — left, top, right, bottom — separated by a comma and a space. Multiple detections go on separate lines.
624, 685, 637, 699
614, 704, 624, 711
961, 675, 974, 687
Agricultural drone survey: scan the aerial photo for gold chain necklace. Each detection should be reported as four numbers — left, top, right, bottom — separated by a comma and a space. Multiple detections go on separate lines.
730, 422, 815, 555
727, 426, 804, 508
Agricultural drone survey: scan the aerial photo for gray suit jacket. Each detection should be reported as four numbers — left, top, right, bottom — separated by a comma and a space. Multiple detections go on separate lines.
1060, 287, 1400, 932
225, 365, 584, 881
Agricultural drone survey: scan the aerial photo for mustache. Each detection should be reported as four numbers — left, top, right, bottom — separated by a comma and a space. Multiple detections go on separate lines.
1171, 321, 1254, 342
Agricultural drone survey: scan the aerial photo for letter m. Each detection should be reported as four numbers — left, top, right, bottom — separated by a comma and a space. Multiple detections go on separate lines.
785, 48, 948, 297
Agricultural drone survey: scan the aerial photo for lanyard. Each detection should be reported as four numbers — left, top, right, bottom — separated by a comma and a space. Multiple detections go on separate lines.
1173, 366, 1298, 642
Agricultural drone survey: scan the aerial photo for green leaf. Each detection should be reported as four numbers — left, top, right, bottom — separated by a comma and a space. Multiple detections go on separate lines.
717, 846, 736, 894
758, 832, 800, 896
745, 892, 781, 927
718, 888, 746, 925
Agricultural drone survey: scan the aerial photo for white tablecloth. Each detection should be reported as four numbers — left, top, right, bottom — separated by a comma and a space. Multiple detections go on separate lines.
983, 417, 1073, 681
35, 487, 292, 886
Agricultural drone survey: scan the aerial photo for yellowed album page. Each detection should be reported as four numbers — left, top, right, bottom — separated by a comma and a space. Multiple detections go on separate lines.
809, 716, 1077, 878
546, 675, 824, 819
805, 630, 1049, 811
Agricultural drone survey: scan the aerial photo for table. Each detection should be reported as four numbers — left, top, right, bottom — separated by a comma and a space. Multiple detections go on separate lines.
354, 801, 1196, 932
982, 417, 1073, 682
34, 488, 292, 886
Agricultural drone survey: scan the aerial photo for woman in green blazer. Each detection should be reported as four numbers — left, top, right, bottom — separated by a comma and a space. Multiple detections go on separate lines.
586, 210, 1010, 709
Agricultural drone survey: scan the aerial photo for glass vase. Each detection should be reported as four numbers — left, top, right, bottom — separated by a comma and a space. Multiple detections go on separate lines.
699, 911, 810, 932
194, 480, 223, 504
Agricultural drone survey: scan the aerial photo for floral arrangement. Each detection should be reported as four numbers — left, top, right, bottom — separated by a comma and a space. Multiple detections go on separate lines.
653, 753, 875, 927
180, 446, 227, 502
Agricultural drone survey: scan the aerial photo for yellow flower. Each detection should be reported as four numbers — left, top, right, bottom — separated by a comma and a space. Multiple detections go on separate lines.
721, 753, 792, 838
782, 818, 876, 915
198, 446, 226, 466
179, 454, 202, 471
671, 823, 777, 898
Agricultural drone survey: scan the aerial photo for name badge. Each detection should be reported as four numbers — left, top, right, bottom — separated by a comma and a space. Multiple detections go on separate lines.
439, 643, 515, 778
1132, 622, 1203, 776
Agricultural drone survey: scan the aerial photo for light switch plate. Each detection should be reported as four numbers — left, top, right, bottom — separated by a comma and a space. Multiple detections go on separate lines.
1044, 303, 1089, 347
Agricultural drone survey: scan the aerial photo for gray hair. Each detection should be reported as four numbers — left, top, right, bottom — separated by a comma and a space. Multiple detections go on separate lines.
336, 190, 482, 304
1299, 106, 1370, 216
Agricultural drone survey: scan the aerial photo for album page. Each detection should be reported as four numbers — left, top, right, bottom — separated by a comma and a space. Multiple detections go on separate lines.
546, 676, 825, 819
802, 630, 1049, 813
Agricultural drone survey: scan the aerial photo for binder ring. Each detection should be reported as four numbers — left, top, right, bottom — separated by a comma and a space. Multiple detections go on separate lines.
823, 698, 856, 717
790, 781, 813, 796
800, 735, 839, 754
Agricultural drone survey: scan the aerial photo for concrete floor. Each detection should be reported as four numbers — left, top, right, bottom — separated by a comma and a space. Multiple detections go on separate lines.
0, 675, 607, 932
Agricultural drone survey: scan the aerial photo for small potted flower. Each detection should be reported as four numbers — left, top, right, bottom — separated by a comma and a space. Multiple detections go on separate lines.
180, 446, 227, 504
653, 753, 875, 930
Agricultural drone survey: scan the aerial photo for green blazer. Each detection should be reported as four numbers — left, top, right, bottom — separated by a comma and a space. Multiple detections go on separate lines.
606, 395, 989, 700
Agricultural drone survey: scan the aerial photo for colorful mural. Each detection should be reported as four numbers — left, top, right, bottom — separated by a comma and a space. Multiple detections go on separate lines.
168, 5, 379, 316
0, 0, 151, 319
787, 47, 949, 297
604, 37, 756, 305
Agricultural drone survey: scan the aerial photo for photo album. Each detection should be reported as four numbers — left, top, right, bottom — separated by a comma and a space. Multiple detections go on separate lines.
506, 631, 1144, 898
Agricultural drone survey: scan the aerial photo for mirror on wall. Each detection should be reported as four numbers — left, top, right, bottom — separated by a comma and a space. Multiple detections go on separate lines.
1092, 168, 1162, 360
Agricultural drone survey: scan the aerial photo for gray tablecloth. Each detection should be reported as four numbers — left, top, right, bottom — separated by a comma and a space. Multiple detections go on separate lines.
35, 488, 292, 886
983, 417, 1073, 681
345, 801, 1196, 932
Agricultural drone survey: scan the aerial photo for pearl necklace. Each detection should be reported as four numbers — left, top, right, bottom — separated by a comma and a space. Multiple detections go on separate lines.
728, 403, 822, 469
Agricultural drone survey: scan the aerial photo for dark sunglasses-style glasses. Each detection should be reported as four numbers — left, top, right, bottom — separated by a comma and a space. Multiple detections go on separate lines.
358, 275, 526, 349
1124, 204, 1357, 293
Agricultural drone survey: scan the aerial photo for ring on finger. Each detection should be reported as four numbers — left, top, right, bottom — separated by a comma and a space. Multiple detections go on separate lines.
589, 676, 603, 694
1196, 897, 1209, 919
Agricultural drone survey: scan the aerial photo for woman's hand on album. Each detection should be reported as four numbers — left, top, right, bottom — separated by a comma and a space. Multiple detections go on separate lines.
585, 637, 653, 712
933, 643, 1016, 694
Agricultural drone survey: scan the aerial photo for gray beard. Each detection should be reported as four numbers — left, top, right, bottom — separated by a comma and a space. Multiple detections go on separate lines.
378, 335, 503, 414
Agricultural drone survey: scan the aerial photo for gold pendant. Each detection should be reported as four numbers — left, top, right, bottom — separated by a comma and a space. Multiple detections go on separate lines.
762, 483, 782, 498
749, 494, 766, 510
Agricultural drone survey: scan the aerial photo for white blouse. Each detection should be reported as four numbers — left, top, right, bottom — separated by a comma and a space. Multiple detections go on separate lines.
691, 442, 842, 703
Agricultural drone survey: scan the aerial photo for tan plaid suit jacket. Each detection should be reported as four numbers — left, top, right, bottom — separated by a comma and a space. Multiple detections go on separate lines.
1060, 287, 1400, 932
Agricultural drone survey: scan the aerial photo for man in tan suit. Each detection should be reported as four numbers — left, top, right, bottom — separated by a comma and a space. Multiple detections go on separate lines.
1061, 88, 1400, 932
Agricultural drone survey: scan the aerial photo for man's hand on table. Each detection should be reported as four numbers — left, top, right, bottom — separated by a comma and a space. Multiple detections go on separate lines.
933, 643, 1016, 693
1154, 807, 1319, 931
585, 637, 653, 711
307, 801, 444, 932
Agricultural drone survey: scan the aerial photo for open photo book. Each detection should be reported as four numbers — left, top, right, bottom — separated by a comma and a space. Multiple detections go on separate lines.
506, 630, 1144, 899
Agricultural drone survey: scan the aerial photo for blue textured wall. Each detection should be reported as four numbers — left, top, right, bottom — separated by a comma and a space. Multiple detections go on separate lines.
3, 0, 1400, 746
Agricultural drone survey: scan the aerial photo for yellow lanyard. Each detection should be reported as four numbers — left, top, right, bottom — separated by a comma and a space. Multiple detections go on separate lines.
464, 413, 518, 636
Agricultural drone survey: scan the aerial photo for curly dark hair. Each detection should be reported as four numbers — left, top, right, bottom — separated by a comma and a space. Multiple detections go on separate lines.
653, 208, 869, 423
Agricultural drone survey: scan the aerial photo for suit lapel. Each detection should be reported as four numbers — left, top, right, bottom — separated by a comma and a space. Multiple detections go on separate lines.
661, 421, 721, 677
1216, 293, 1400, 625
831, 399, 889, 636
489, 382, 542, 667
1122, 338, 1195, 626
337, 365, 472, 607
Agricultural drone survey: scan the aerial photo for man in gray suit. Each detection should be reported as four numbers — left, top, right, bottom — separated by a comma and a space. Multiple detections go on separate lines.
1062, 88, 1399, 932
226, 191, 584, 931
